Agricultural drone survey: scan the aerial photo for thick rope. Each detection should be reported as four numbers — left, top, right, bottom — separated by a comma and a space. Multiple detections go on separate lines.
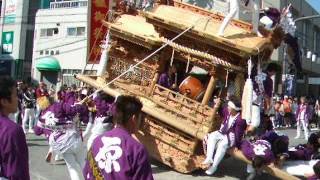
82, 17, 208, 100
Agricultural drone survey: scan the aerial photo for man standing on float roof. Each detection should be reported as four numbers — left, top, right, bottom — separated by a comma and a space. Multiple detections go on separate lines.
218, 0, 260, 37
0, 76, 30, 180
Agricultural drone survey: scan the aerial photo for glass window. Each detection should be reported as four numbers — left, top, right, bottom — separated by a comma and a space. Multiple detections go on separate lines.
45, 50, 49, 55
40, 29, 47, 37
53, 28, 59, 34
56, 50, 60, 55
67, 27, 85, 36
40, 28, 59, 37
77, 27, 85, 36
40, 50, 44, 55
50, 50, 54, 55
67, 27, 77, 36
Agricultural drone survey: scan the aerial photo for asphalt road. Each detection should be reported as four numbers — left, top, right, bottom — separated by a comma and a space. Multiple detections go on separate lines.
27, 128, 308, 180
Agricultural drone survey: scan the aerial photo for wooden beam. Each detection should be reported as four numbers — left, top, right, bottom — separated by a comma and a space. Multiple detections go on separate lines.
201, 74, 217, 105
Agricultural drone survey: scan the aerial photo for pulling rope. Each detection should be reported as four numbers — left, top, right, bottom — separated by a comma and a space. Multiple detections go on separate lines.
82, 17, 208, 101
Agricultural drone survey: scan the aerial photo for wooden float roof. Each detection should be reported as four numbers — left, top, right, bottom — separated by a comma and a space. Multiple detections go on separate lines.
103, 15, 162, 49
104, 15, 246, 72
143, 5, 274, 57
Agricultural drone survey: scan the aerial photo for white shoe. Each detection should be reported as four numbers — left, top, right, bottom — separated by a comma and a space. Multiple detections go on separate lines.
205, 165, 217, 175
28, 129, 34, 133
202, 158, 213, 165
294, 136, 300, 139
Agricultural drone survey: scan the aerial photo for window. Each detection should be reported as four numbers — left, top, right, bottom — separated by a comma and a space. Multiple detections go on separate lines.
45, 50, 49, 55
40, 50, 44, 55
50, 50, 54, 55
67, 27, 85, 36
40, 28, 59, 37
55, 50, 60, 55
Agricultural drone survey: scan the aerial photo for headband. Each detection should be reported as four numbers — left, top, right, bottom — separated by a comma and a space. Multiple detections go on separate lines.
228, 101, 241, 111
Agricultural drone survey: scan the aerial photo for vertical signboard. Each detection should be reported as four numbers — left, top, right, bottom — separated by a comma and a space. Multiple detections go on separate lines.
88, 0, 109, 63
4, 0, 17, 24
2, 31, 14, 54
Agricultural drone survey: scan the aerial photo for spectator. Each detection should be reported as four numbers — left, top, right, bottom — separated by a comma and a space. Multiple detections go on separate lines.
283, 95, 292, 128
295, 96, 311, 140
22, 85, 36, 133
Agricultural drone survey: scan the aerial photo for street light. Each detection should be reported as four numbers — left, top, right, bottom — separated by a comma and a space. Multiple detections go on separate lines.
312, 54, 317, 62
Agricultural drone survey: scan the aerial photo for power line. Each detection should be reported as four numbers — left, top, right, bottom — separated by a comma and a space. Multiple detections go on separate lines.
35, 38, 87, 52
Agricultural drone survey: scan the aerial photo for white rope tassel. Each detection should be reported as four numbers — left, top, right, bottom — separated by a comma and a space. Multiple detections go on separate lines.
186, 55, 190, 73
248, 57, 252, 79
170, 49, 175, 66
225, 70, 229, 88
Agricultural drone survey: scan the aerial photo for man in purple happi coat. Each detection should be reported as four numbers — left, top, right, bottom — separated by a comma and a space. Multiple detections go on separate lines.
0, 76, 30, 180
34, 95, 89, 180
83, 95, 154, 180
202, 97, 247, 175
241, 139, 275, 179
282, 133, 320, 177
295, 96, 312, 140
157, 65, 178, 90
85, 92, 114, 150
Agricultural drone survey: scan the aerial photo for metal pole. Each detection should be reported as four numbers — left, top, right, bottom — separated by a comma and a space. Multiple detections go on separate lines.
294, 15, 320, 23
282, 44, 287, 95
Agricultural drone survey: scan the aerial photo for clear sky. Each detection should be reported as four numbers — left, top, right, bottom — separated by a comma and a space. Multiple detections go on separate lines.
306, 0, 320, 13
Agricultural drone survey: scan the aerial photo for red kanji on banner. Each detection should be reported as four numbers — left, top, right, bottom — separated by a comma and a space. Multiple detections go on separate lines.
88, 0, 110, 63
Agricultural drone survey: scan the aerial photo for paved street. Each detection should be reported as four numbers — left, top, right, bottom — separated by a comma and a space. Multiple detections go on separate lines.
28, 128, 308, 180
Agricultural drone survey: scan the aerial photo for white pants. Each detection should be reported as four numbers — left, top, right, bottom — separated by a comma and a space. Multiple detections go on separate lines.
296, 120, 309, 139
22, 108, 35, 132
218, 0, 260, 35
282, 160, 318, 176
62, 140, 85, 180
218, 0, 239, 36
205, 131, 229, 168
248, 0, 260, 33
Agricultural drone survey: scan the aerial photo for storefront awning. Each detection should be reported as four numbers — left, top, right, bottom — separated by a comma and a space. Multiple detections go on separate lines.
36, 57, 61, 72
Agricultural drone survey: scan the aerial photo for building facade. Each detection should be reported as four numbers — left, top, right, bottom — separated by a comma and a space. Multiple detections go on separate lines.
0, 0, 39, 80
32, 0, 93, 87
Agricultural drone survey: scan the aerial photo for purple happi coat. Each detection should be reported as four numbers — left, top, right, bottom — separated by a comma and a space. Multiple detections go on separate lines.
36, 102, 88, 154
219, 107, 247, 148
83, 127, 154, 180
64, 91, 78, 105
0, 115, 30, 180
295, 104, 312, 123
260, 131, 289, 146
241, 139, 275, 164
288, 144, 316, 161
308, 174, 320, 180
34, 109, 55, 140
157, 73, 171, 89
